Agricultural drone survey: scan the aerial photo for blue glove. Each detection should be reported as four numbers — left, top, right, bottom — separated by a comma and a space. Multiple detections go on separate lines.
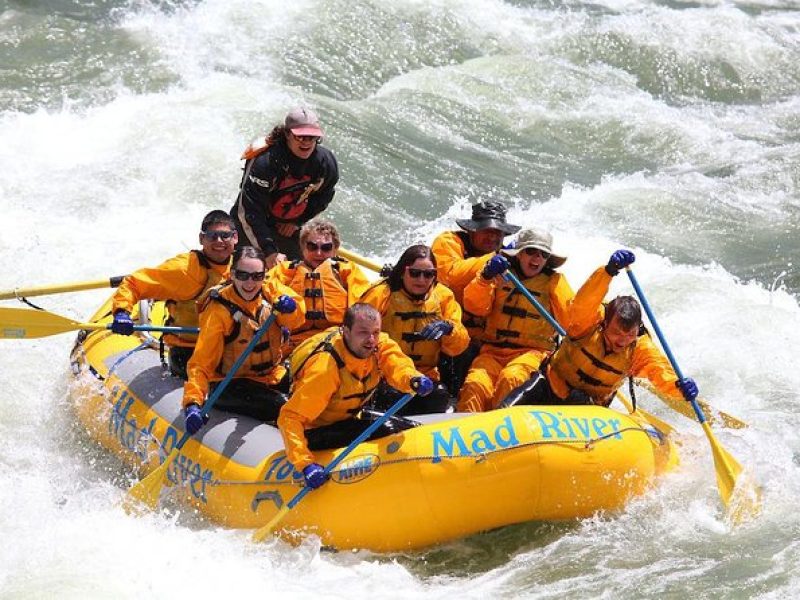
410, 376, 434, 397
111, 310, 135, 335
302, 463, 328, 490
481, 254, 509, 280
502, 239, 516, 250
677, 377, 699, 401
274, 294, 296, 314
417, 320, 454, 341
184, 403, 207, 435
606, 249, 636, 276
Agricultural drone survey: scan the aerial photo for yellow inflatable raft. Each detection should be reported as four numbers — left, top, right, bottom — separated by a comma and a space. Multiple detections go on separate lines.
69, 299, 679, 552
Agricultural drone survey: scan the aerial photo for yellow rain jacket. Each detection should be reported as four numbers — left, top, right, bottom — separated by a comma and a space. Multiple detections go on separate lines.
277, 329, 421, 470
546, 266, 682, 406
182, 279, 305, 408
112, 250, 229, 348
359, 280, 470, 379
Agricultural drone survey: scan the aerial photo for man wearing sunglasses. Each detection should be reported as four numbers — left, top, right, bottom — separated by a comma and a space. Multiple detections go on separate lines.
457, 228, 574, 412
269, 219, 371, 348
230, 107, 339, 268
430, 201, 521, 395
110, 210, 238, 379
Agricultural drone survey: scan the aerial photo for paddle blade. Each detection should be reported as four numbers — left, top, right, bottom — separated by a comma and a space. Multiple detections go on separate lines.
252, 505, 290, 543
123, 448, 178, 513
0, 307, 105, 339
702, 422, 762, 524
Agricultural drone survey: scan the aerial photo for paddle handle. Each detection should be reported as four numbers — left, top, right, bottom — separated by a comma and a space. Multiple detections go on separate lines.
338, 248, 382, 273
625, 268, 705, 423
287, 392, 414, 510
0, 275, 126, 300
504, 271, 567, 337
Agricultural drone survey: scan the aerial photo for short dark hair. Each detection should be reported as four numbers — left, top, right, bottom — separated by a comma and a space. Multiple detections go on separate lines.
343, 303, 380, 329
604, 296, 642, 330
387, 245, 436, 291
232, 245, 265, 270
201, 210, 235, 232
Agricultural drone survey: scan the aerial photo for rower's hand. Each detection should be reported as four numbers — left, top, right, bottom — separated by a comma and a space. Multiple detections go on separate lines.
411, 376, 434, 397
677, 377, 699, 402
274, 295, 297, 314
481, 255, 509, 280
184, 403, 208, 435
606, 249, 635, 276
302, 463, 328, 489
417, 320, 453, 341
265, 252, 287, 270
111, 310, 135, 335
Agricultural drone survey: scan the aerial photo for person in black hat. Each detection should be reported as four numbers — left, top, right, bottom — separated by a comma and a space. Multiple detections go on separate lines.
430, 201, 521, 395
230, 107, 339, 267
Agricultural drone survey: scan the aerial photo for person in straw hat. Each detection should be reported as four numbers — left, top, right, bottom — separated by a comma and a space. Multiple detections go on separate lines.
456, 227, 574, 412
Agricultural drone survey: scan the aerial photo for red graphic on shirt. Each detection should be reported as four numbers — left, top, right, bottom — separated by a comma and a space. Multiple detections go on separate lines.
269, 175, 313, 220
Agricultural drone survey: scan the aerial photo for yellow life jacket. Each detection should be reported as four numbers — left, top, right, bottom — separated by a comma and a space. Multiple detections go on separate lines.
379, 284, 444, 370
290, 327, 381, 424
164, 251, 227, 348
284, 258, 348, 332
483, 271, 558, 351
199, 284, 284, 379
549, 326, 644, 405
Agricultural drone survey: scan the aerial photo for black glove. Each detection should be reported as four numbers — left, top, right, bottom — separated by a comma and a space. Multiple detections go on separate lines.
606, 249, 635, 276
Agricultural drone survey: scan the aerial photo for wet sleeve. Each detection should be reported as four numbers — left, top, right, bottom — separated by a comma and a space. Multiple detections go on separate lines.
263, 277, 306, 331
438, 286, 470, 357
564, 266, 610, 338
343, 263, 372, 307
548, 273, 575, 329
431, 233, 491, 292
378, 333, 423, 393
182, 304, 230, 408
631, 335, 683, 400
277, 353, 341, 470
462, 273, 496, 316
357, 282, 390, 315
112, 253, 203, 314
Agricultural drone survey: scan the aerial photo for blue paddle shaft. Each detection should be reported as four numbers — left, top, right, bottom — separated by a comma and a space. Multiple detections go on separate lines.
504, 271, 566, 337
286, 392, 414, 509
625, 268, 705, 424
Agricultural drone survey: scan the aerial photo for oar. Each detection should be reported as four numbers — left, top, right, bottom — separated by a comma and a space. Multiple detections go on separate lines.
338, 247, 383, 273
637, 380, 747, 430
0, 306, 198, 339
252, 392, 414, 543
124, 311, 278, 511
625, 267, 761, 523
0, 275, 126, 300
503, 271, 671, 432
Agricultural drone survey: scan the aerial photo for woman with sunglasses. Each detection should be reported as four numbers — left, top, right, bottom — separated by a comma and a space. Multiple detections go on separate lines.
457, 228, 574, 413
230, 107, 339, 267
359, 245, 470, 415
110, 210, 238, 379
268, 219, 371, 349
181, 246, 305, 435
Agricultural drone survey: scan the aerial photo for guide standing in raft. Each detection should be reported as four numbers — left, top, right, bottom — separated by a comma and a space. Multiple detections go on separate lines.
230, 107, 339, 267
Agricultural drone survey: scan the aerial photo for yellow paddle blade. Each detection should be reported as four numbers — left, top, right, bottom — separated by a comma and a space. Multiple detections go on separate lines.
701, 422, 762, 524
616, 392, 676, 437
338, 248, 382, 273
123, 448, 179, 513
0, 307, 105, 339
252, 505, 290, 543
638, 380, 747, 429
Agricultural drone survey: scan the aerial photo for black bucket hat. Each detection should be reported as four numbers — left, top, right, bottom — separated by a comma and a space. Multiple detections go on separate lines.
456, 201, 521, 236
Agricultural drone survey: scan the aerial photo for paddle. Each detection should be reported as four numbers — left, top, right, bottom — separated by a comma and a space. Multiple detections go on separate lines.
0, 275, 126, 300
338, 247, 383, 273
124, 310, 278, 511
503, 271, 671, 432
637, 380, 747, 430
625, 267, 761, 523
252, 392, 414, 543
0, 306, 197, 339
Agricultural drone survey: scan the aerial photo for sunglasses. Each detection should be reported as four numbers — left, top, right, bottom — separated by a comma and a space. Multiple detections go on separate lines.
202, 230, 235, 241
406, 267, 437, 279
291, 132, 320, 143
522, 247, 551, 259
233, 269, 265, 282
305, 241, 335, 252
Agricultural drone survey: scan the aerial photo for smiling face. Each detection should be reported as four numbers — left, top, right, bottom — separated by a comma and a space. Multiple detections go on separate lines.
602, 314, 640, 354
469, 228, 504, 254
516, 247, 550, 278
401, 257, 436, 296
343, 313, 382, 359
231, 255, 266, 301
302, 231, 336, 269
199, 224, 237, 264
285, 131, 319, 160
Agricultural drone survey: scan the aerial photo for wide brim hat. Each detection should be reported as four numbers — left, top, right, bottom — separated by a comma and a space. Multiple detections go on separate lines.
285, 107, 324, 137
502, 227, 567, 269
456, 201, 521, 235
